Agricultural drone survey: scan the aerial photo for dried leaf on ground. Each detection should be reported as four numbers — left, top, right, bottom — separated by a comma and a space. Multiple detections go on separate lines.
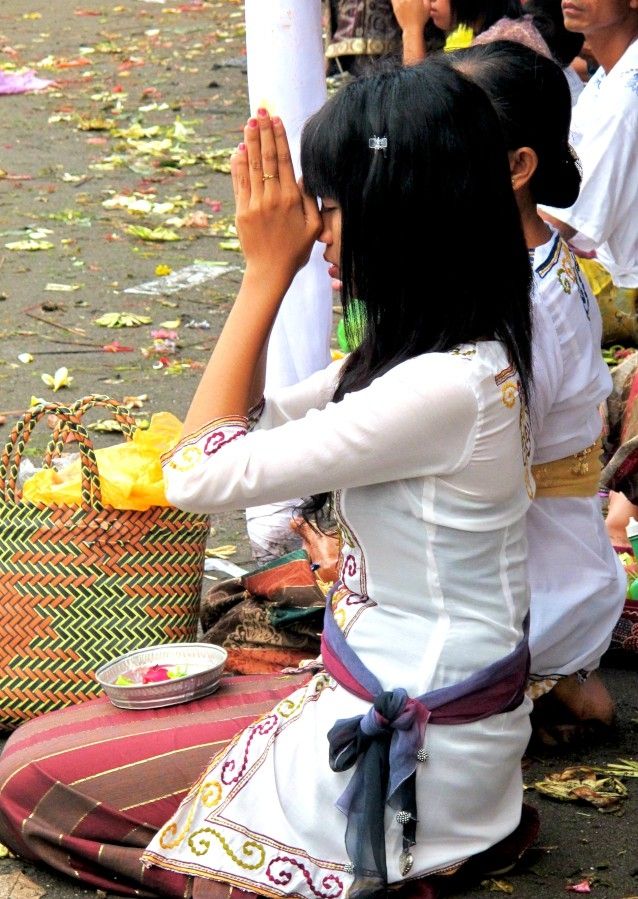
0, 841, 15, 858
44, 283, 81, 292
480, 879, 514, 893
122, 394, 148, 409
125, 224, 181, 242
534, 766, 627, 809
87, 419, 126, 433
4, 239, 54, 251
604, 759, 638, 778
206, 545, 237, 559
95, 312, 152, 328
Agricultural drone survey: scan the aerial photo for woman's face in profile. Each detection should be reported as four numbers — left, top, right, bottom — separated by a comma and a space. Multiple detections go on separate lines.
429, 0, 454, 31
318, 199, 342, 283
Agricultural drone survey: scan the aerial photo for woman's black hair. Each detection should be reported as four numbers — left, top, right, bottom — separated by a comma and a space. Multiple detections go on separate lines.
524, 0, 584, 66
444, 41, 581, 207
449, 0, 523, 33
300, 61, 532, 521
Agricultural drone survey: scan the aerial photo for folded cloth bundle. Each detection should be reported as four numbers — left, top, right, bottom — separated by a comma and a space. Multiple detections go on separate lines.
201, 549, 326, 674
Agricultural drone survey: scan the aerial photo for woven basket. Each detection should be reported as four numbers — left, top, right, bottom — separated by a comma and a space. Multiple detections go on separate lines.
0, 396, 209, 732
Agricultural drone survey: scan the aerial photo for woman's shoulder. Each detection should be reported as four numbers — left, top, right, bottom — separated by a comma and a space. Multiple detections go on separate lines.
379, 341, 514, 397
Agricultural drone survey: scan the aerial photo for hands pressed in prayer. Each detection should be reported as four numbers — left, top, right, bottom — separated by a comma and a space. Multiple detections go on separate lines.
230, 109, 322, 296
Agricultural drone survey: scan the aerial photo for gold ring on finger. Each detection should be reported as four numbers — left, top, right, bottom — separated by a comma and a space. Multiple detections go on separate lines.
262, 173, 278, 181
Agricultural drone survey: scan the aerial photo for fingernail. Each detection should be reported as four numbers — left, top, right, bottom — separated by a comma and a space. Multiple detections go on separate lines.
257, 107, 268, 117
248, 118, 258, 128
238, 142, 246, 152
272, 116, 281, 125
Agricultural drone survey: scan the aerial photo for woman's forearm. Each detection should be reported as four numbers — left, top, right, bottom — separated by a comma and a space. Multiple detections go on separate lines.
180, 268, 288, 436
402, 25, 427, 64
179, 111, 322, 441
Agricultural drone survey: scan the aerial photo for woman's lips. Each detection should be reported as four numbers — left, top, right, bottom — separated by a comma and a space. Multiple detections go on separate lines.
327, 263, 340, 280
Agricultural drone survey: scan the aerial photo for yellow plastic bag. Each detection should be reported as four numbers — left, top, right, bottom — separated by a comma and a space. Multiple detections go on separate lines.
23, 412, 182, 510
578, 257, 638, 345
444, 25, 473, 51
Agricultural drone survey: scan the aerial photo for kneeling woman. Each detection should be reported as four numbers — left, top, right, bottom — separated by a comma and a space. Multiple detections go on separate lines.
0, 62, 535, 898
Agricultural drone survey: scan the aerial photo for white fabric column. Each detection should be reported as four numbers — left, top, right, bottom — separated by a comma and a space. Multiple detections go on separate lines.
244, 0, 333, 560
245, 0, 332, 389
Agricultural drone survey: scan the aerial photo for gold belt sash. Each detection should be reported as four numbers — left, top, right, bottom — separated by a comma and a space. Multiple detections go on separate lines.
532, 439, 602, 498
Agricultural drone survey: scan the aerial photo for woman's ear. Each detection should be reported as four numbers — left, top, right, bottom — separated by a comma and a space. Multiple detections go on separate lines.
508, 146, 538, 192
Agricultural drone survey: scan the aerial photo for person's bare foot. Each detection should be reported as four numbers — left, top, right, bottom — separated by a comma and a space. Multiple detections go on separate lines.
290, 516, 339, 584
530, 671, 616, 748
551, 671, 615, 725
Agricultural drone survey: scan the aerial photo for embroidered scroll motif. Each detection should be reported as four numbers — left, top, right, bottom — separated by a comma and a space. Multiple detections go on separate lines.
266, 856, 345, 898
221, 714, 279, 785
188, 829, 266, 869
204, 427, 247, 456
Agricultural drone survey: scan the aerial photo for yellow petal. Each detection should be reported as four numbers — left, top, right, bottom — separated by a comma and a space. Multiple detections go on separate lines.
52, 367, 73, 391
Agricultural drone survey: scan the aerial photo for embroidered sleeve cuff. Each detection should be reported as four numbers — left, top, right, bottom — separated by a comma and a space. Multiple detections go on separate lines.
161, 416, 249, 467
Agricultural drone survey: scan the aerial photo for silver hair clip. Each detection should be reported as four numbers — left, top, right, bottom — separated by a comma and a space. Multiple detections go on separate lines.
368, 135, 387, 155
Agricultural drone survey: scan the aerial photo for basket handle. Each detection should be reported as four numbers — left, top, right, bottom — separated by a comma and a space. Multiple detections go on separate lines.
45, 395, 136, 466
0, 395, 136, 511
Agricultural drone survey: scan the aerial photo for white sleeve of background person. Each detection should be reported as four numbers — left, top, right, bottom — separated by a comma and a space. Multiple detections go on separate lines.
244, 1, 333, 559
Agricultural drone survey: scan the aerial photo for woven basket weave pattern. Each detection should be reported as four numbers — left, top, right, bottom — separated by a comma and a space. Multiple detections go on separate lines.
0, 397, 209, 732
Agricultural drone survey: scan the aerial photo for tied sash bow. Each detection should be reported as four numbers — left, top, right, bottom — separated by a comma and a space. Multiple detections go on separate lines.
328, 690, 430, 898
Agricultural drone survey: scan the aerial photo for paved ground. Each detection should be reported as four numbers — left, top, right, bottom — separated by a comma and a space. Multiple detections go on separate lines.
0, 1, 637, 897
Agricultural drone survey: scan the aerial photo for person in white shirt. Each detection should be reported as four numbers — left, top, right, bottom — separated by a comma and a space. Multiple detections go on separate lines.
541, 0, 638, 339
446, 40, 626, 744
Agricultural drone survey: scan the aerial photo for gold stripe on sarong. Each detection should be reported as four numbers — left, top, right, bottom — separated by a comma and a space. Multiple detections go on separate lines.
532, 439, 602, 498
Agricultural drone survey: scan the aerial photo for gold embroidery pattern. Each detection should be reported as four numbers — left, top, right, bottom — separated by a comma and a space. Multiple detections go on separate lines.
519, 399, 534, 499
556, 244, 577, 294
500, 380, 518, 408
159, 802, 199, 850
167, 444, 203, 472
201, 780, 223, 808
450, 343, 477, 359
571, 444, 594, 476
312, 673, 332, 696
275, 695, 304, 719
188, 829, 266, 869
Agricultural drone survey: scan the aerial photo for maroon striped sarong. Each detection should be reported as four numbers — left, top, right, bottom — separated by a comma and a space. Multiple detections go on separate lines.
0, 673, 305, 897
0, 673, 538, 898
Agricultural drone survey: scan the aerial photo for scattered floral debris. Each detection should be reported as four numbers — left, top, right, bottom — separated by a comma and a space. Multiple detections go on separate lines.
41, 367, 73, 392
95, 312, 153, 327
